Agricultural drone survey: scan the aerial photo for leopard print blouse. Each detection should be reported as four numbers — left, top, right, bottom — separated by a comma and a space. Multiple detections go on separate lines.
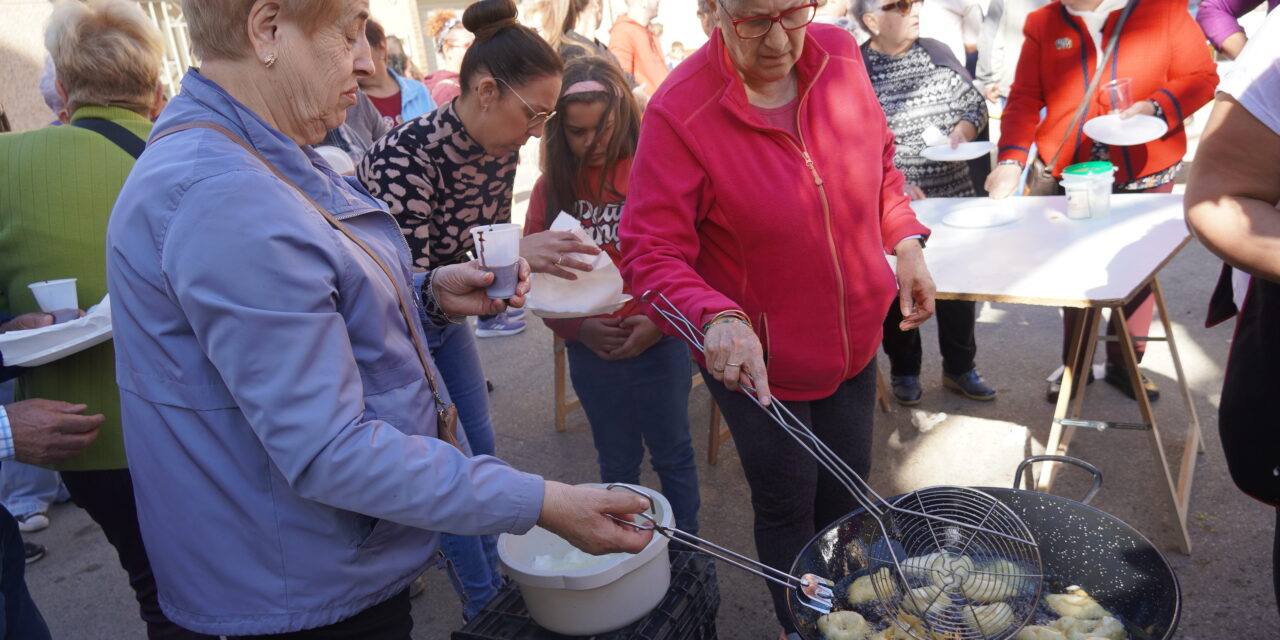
357, 101, 519, 270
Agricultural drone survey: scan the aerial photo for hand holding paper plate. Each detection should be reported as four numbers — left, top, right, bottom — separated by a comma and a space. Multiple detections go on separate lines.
0, 295, 112, 367
525, 213, 630, 318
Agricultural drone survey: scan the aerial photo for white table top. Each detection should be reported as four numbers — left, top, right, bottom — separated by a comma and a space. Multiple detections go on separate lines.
908, 194, 1190, 307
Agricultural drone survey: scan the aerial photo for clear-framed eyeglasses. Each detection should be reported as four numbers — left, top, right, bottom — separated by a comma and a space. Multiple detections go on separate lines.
492, 77, 556, 128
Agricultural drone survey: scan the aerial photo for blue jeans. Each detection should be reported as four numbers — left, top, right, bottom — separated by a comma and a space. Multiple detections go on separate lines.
424, 321, 502, 619
0, 502, 51, 639
0, 464, 65, 519
0, 381, 65, 519
566, 336, 701, 533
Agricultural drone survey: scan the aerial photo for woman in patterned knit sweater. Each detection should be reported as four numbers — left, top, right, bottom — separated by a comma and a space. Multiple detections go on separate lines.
858, 0, 996, 406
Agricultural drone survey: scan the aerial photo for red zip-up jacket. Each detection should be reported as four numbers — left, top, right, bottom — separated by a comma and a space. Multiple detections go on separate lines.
619, 25, 930, 402
997, 0, 1217, 180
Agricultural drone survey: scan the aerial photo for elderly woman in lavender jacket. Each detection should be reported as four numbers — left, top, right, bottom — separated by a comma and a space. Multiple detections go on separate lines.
105, 1, 650, 637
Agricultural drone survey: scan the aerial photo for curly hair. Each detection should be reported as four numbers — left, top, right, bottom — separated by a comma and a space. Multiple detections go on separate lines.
426, 9, 459, 38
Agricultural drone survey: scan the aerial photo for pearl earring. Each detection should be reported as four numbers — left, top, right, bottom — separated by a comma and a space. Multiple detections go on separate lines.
262, 53, 278, 68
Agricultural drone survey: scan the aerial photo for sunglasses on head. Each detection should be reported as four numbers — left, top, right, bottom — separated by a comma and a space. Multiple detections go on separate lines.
881, 0, 924, 14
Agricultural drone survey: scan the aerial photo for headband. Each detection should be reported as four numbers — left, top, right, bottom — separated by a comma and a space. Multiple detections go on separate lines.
436, 17, 461, 52
562, 80, 613, 97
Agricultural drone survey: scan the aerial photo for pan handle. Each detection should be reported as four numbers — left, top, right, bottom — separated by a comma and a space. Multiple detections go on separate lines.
603, 484, 836, 615
1013, 456, 1103, 505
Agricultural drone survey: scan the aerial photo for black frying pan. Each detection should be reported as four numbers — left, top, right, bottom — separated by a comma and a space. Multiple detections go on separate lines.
787, 457, 1180, 640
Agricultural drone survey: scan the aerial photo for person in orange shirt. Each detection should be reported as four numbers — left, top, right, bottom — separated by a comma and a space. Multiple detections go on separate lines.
609, 0, 669, 95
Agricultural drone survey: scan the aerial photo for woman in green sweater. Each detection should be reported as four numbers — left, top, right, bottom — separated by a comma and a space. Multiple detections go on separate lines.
0, 1, 210, 638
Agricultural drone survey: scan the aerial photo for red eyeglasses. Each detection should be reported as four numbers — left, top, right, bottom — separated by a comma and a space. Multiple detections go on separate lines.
720, 2, 819, 40
881, 0, 925, 14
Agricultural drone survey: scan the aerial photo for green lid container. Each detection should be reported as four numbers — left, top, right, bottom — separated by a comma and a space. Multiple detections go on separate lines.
1063, 161, 1115, 176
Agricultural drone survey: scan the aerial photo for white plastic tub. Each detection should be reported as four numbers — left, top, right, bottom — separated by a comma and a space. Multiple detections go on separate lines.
498, 484, 673, 635
1060, 163, 1116, 219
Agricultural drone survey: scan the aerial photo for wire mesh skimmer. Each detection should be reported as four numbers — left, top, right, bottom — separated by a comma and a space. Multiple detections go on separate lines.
639, 291, 1044, 640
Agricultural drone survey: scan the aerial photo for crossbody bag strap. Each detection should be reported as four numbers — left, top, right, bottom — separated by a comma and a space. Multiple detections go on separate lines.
1045, 0, 1139, 171
150, 122, 458, 434
72, 117, 147, 159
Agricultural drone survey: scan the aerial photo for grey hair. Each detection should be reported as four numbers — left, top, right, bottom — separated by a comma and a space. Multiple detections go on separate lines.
852, 0, 883, 20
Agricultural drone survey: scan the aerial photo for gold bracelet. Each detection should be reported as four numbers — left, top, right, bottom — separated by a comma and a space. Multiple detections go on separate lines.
702, 310, 751, 333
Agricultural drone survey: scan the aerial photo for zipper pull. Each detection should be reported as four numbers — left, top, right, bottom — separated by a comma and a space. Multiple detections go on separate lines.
802, 151, 824, 186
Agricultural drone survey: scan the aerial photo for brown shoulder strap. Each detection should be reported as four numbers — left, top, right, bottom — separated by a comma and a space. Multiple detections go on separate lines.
1046, 0, 1140, 172
150, 122, 449, 409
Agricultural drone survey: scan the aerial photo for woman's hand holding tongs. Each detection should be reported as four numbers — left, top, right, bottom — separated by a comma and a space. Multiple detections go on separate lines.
537, 481, 655, 555
705, 319, 771, 406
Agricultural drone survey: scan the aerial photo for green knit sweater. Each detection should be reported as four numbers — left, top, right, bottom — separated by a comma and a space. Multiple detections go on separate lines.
0, 106, 152, 471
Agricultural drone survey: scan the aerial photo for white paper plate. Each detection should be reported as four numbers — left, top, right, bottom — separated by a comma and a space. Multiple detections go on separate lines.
941, 204, 1022, 229
7, 324, 112, 367
1083, 114, 1168, 146
528, 294, 633, 319
921, 141, 996, 162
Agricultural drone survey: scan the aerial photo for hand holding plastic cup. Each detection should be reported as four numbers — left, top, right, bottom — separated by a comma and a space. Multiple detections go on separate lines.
1101, 78, 1133, 116
470, 224, 522, 299
27, 278, 78, 312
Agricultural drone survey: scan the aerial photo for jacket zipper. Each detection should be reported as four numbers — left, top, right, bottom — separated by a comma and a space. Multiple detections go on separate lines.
783, 84, 852, 381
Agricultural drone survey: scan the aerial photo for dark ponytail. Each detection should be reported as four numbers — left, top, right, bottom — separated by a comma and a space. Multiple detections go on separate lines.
460, 0, 563, 95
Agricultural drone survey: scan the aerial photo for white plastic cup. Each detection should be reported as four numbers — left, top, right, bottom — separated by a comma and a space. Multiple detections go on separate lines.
27, 278, 78, 312
469, 223, 522, 298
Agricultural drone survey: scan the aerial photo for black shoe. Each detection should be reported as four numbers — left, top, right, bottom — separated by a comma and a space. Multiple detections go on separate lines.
1045, 368, 1095, 403
24, 542, 45, 564
942, 369, 997, 401
891, 375, 923, 406
1103, 365, 1160, 402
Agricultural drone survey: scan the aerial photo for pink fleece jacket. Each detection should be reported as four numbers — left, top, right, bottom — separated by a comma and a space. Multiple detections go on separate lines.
619, 25, 930, 402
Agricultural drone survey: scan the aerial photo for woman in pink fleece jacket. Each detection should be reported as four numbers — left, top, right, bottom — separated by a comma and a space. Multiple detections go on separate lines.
618, 1, 935, 637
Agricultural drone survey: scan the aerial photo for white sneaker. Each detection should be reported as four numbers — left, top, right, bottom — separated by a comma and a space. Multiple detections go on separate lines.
16, 513, 49, 533
475, 313, 527, 338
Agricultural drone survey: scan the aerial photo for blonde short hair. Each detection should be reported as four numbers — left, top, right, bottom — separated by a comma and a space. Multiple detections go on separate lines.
45, 0, 163, 115
182, 0, 346, 62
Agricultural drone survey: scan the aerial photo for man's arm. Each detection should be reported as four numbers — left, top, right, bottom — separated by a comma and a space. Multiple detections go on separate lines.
0, 399, 102, 465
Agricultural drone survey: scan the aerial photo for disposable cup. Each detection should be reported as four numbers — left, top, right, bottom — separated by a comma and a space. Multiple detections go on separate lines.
28, 278, 78, 312
470, 224, 522, 298
1101, 78, 1133, 114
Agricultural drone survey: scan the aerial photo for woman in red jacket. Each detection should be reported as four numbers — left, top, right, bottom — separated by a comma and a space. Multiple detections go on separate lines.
986, 0, 1216, 402
618, 1, 935, 636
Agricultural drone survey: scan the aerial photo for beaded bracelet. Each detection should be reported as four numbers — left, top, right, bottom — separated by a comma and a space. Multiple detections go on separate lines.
702, 310, 751, 333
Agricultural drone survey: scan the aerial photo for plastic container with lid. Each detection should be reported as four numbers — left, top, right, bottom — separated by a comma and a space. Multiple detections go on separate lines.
498, 484, 674, 636
1060, 161, 1117, 219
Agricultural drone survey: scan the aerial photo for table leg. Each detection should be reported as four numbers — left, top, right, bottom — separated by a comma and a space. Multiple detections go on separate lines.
1152, 278, 1205, 456
1115, 306, 1193, 554
1151, 278, 1204, 537
1039, 308, 1102, 491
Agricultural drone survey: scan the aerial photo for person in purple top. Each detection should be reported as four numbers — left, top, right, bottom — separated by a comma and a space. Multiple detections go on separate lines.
1195, 0, 1278, 59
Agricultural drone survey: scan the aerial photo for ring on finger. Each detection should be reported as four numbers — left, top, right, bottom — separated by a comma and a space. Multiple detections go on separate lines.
555, 256, 564, 267
726, 362, 742, 368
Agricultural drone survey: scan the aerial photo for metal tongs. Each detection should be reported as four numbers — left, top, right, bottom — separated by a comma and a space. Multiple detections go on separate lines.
641, 291, 1043, 640
605, 483, 836, 614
